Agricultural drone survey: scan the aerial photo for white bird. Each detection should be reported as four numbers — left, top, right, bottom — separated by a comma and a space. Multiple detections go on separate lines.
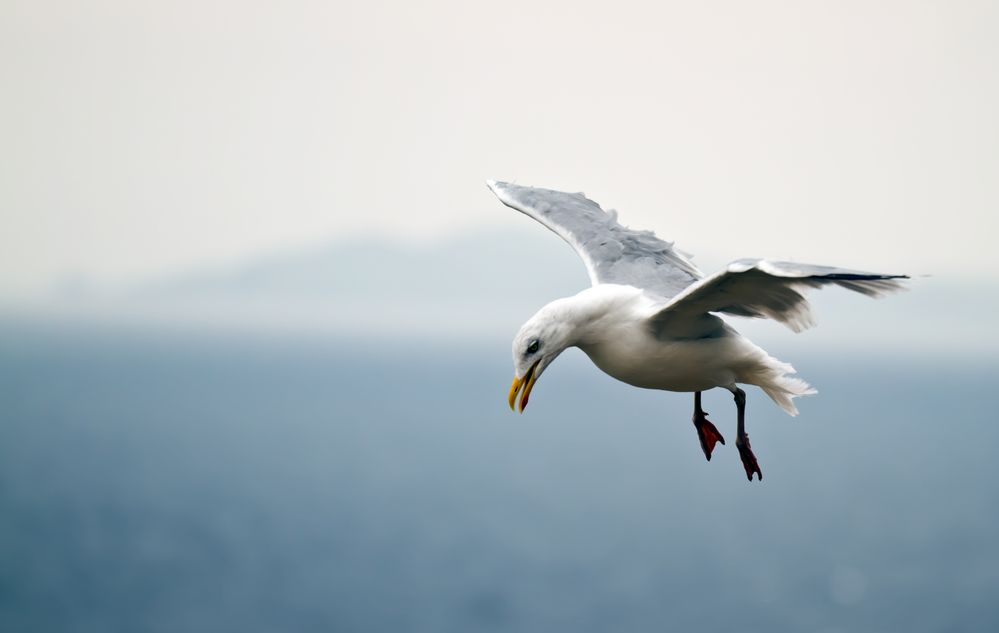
489, 180, 907, 481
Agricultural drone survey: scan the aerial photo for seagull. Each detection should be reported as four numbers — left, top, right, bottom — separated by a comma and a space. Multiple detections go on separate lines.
489, 180, 907, 481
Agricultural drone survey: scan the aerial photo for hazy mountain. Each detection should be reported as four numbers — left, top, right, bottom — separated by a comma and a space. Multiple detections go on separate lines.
4, 228, 995, 356
17, 228, 585, 339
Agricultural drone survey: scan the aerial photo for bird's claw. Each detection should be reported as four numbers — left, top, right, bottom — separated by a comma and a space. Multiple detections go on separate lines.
693, 411, 725, 461
736, 435, 763, 481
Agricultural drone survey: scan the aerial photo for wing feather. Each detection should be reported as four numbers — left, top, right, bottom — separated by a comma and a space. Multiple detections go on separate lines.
650, 259, 908, 338
488, 180, 701, 298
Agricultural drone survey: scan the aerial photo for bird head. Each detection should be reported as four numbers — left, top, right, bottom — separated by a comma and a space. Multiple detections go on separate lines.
508, 302, 575, 412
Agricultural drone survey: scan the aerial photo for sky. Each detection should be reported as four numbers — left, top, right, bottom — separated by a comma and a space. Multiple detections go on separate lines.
2, 0, 998, 299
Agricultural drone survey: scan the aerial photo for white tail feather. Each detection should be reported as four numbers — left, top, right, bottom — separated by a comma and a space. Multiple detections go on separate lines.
738, 353, 817, 416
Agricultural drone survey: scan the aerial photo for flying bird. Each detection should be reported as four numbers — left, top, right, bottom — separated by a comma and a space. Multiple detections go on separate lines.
490, 180, 907, 481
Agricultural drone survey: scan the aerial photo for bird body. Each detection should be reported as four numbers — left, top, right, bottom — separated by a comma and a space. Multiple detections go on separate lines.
523, 284, 813, 408
490, 180, 907, 481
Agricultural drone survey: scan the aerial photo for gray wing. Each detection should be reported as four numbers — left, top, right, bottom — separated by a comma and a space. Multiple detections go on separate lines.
650, 259, 908, 338
488, 180, 702, 298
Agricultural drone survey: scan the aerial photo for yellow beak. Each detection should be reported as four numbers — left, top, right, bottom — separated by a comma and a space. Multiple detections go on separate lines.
507, 360, 540, 413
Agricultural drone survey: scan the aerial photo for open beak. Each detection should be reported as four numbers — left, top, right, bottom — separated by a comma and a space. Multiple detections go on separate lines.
508, 360, 540, 413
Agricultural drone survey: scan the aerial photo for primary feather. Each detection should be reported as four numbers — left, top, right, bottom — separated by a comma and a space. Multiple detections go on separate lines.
487, 180, 702, 299
651, 259, 908, 338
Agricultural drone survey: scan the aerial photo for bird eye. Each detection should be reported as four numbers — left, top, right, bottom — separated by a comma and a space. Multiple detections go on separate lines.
526, 340, 540, 354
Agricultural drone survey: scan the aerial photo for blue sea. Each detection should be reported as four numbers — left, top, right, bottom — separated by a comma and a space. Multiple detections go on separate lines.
1, 323, 996, 632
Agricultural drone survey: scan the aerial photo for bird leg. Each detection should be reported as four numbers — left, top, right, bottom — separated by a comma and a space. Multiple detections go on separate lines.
731, 386, 762, 481
692, 391, 725, 461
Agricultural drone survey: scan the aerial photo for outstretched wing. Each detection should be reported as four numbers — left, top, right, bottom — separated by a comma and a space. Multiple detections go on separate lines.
651, 259, 908, 338
488, 180, 702, 299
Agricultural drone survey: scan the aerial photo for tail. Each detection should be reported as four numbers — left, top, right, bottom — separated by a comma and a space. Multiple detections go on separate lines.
741, 354, 817, 416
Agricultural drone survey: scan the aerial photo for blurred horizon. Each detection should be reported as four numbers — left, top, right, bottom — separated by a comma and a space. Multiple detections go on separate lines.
1, 227, 995, 362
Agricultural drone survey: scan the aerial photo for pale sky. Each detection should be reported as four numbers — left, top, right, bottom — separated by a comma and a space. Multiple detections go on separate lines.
2, 0, 997, 298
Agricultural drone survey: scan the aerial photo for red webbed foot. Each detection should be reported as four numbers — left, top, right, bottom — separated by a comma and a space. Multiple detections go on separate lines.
736, 434, 763, 482
693, 411, 726, 461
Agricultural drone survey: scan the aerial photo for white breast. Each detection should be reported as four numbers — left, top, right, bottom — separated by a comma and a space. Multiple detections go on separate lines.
571, 286, 743, 393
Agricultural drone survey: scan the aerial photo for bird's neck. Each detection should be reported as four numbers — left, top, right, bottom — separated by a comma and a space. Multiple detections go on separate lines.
552, 285, 647, 349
